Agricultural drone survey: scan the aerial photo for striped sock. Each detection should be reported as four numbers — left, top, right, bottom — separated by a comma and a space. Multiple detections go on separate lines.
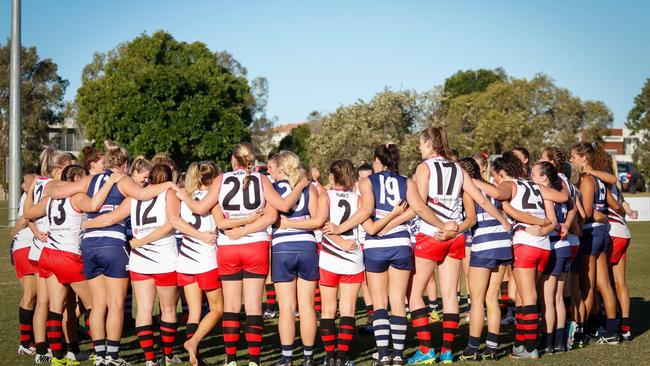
467, 335, 481, 352
621, 317, 631, 334
320, 318, 336, 359
514, 306, 524, 348
266, 283, 277, 312
245, 315, 263, 364
411, 307, 433, 353
83, 309, 92, 339
390, 315, 408, 358
93, 339, 106, 358
46, 311, 64, 359
337, 316, 355, 360
159, 320, 177, 357
522, 305, 538, 352
303, 345, 314, 358
136, 324, 155, 361
499, 281, 509, 313
314, 288, 322, 313
222, 312, 240, 363
372, 309, 390, 358
186, 322, 198, 340
486, 331, 499, 351
441, 313, 459, 354
18, 307, 34, 348
106, 339, 120, 360
281, 344, 293, 363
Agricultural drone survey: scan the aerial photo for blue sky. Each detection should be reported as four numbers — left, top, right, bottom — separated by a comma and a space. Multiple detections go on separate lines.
2, 0, 649, 127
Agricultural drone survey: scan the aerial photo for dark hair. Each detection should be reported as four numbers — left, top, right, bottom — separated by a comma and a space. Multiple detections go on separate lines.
373, 143, 400, 173
420, 126, 452, 159
81, 146, 104, 172
149, 164, 173, 185
356, 162, 373, 174
536, 161, 563, 191
449, 149, 459, 161
592, 143, 613, 174
23, 167, 36, 175
512, 146, 530, 165
493, 151, 526, 179
543, 146, 566, 169
329, 160, 356, 191
61, 164, 86, 182
458, 158, 482, 181
571, 142, 595, 166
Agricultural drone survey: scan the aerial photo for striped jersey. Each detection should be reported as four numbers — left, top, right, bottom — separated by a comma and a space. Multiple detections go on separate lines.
510, 179, 550, 250
178, 190, 218, 274
583, 175, 607, 230
419, 157, 464, 236
320, 189, 364, 274
271, 180, 316, 251
363, 171, 411, 252
129, 191, 178, 274
217, 170, 267, 245
45, 197, 84, 254
28, 176, 52, 261
470, 192, 512, 259
83, 170, 127, 247
608, 184, 630, 238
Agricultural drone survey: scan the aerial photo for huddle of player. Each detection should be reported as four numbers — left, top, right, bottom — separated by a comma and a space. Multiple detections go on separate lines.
9, 126, 637, 366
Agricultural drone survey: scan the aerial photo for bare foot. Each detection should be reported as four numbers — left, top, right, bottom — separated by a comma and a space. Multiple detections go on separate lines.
184, 339, 198, 366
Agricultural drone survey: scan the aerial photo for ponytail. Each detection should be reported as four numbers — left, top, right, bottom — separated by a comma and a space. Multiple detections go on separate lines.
233, 143, 256, 189
104, 140, 128, 169
420, 126, 452, 159
276, 150, 303, 189
536, 161, 563, 191
329, 159, 356, 191
373, 143, 400, 173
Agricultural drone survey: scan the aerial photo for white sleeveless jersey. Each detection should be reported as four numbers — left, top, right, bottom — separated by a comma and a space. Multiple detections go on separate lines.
355, 186, 367, 244
217, 170, 267, 245
129, 191, 178, 274
419, 157, 464, 236
608, 185, 630, 238
178, 190, 218, 274
320, 189, 364, 274
510, 179, 550, 250
45, 197, 84, 254
28, 177, 52, 261
13, 193, 35, 251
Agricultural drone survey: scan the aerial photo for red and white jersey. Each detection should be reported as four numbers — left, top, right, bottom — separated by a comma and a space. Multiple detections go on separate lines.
129, 191, 178, 274
510, 179, 550, 250
355, 186, 366, 244
217, 170, 267, 245
320, 189, 364, 274
419, 157, 464, 236
28, 176, 52, 261
13, 193, 35, 251
608, 185, 630, 239
178, 190, 218, 274
45, 197, 83, 254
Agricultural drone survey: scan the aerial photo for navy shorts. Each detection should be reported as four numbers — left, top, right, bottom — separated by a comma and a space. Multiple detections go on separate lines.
81, 245, 130, 279
469, 255, 512, 270
580, 227, 609, 256
364, 255, 413, 273
271, 249, 319, 283
544, 251, 572, 276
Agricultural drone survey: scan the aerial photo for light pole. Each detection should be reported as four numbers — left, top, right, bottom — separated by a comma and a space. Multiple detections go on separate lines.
8, 0, 22, 225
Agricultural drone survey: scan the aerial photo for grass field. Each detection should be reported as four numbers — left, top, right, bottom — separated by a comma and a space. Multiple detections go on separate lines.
1, 201, 650, 365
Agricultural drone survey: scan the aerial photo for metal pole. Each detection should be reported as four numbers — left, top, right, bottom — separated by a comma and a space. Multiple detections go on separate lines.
8, 0, 22, 225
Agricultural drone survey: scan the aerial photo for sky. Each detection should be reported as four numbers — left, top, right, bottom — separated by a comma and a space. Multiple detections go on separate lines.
2, 0, 649, 127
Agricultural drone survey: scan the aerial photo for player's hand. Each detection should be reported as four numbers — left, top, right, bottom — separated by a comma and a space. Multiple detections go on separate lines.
279, 216, 291, 229
224, 227, 246, 241
323, 222, 340, 235
129, 238, 144, 248
525, 225, 543, 236
560, 223, 569, 239
391, 200, 408, 217
37, 231, 48, 242
434, 230, 455, 241
176, 189, 191, 202
198, 231, 217, 245
248, 210, 264, 224
443, 221, 459, 232
108, 172, 125, 184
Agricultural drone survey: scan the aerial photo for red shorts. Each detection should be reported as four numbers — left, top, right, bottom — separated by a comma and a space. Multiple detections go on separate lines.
177, 268, 222, 290
570, 245, 580, 260
38, 247, 85, 284
608, 237, 631, 265
513, 244, 550, 273
130, 271, 177, 286
218, 241, 270, 281
319, 268, 365, 287
12, 247, 37, 279
414, 233, 465, 262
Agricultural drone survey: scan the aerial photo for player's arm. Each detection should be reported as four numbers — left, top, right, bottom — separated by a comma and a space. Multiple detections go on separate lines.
177, 175, 221, 215
44, 175, 93, 199
539, 184, 569, 203
361, 200, 408, 235
474, 179, 512, 201
280, 185, 328, 230
23, 198, 48, 220
377, 208, 417, 236
583, 167, 618, 186
408, 164, 455, 231
324, 178, 374, 235
222, 201, 278, 241
501, 202, 550, 226
579, 175, 596, 219
130, 222, 173, 248
119, 175, 176, 201
261, 175, 310, 212
212, 204, 262, 230
463, 171, 511, 231
71, 173, 123, 212
82, 200, 131, 229
10, 216, 28, 237
166, 190, 216, 245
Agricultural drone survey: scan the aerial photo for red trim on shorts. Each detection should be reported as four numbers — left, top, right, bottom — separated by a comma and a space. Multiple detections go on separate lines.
319, 268, 364, 287
38, 248, 85, 284
513, 244, 550, 273
177, 268, 222, 290
130, 271, 178, 286
12, 247, 37, 279
608, 236, 630, 265
414, 233, 465, 262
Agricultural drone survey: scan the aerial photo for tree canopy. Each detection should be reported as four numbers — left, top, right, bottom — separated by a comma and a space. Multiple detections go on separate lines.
627, 78, 650, 175
75, 31, 259, 170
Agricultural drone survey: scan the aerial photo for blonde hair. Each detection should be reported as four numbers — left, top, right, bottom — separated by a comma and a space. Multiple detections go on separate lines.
39, 148, 72, 177
104, 140, 129, 169
232, 143, 256, 189
129, 155, 151, 176
472, 152, 492, 182
276, 150, 303, 189
151, 152, 178, 183
185, 161, 219, 194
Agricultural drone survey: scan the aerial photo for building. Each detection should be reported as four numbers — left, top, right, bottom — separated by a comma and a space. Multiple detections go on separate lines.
602, 128, 644, 163
47, 118, 87, 155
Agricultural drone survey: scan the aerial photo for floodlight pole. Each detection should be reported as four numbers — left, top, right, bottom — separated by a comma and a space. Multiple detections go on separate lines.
8, 0, 22, 225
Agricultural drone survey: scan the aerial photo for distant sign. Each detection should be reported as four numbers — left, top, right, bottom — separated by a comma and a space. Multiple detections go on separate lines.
627, 197, 650, 222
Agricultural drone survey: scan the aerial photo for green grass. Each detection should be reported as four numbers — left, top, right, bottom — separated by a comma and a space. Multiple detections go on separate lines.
2, 202, 650, 365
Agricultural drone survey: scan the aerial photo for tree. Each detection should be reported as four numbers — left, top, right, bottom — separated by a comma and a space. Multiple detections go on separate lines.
0, 41, 68, 189
248, 77, 276, 160
75, 31, 257, 170
278, 124, 311, 165
443, 68, 507, 100
627, 78, 650, 176
308, 90, 422, 175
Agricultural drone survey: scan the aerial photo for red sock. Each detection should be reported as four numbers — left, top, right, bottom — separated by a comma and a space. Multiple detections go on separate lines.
136, 325, 155, 361
337, 316, 355, 359
265, 284, 276, 311
46, 311, 64, 359
441, 313, 459, 354
522, 305, 538, 352
411, 308, 432, 353
320, 318, 336, 359
314, 288, 322, 312
245, 315, 263, 364
159, 320, 177, 357
18, 307, 34, 348
223, 312, 240, 363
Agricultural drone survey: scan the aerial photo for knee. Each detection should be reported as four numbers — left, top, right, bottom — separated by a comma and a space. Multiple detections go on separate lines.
106, 296, 125, 311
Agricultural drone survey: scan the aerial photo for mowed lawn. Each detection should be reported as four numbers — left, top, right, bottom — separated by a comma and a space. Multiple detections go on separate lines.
1, 200, 650, 365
